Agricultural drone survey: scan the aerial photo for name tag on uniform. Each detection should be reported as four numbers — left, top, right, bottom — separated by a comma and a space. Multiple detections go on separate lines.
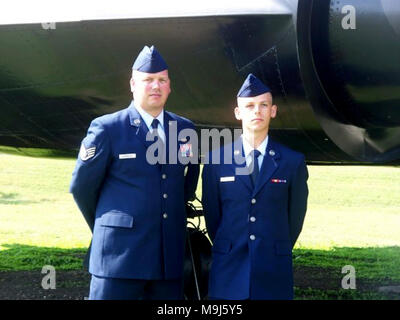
220, 176, 235, 182
119, 153, 136, 159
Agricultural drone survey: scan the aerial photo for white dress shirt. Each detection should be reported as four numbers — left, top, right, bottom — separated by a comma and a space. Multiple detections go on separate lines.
242, 134, 269, 171
134, 103, 166, 143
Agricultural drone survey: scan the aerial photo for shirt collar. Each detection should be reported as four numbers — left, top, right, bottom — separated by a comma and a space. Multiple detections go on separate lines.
133, 101, 164, 131
242, 134, 269, 159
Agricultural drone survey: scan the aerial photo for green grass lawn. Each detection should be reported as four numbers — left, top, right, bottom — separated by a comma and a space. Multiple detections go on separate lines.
0, 148, 399, 299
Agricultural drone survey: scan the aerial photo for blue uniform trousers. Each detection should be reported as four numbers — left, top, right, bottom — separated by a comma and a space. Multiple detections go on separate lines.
89, 275, 184, 300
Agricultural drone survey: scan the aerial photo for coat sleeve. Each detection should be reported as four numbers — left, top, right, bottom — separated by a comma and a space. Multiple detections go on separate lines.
69, 119, 112, 231
183, 122, 200, 202
288, 155, 309, 247
184, 162, 200, 202
201, 161, 221, 243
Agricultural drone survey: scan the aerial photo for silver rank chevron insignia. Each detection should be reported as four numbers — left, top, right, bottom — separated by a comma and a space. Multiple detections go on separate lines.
80, 144, 96, 161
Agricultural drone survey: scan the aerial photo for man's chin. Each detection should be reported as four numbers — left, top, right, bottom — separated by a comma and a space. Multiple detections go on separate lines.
249, 125, 268, 134
147, 103, 165, 113
150, 102, 165, 109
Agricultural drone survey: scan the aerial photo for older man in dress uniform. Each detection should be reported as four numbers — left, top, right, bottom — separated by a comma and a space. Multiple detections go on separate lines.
70, 45, 199, 300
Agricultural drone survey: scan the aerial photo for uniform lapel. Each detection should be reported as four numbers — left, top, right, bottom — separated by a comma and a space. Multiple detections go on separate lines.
128, 102, 152, 149
232, 140, 253, 192
253, 139, 280, 197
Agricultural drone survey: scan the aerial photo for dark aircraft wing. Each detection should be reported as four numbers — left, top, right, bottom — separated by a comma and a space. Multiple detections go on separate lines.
0, 0, 399, 163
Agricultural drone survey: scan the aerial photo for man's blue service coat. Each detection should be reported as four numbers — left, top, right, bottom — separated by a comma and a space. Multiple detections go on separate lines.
70, 102, 199, 280
202, 139, 308, 299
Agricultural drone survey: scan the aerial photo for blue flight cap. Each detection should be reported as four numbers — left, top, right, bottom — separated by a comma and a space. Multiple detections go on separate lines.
237, 73, 271, 97
132, 45, 168, 73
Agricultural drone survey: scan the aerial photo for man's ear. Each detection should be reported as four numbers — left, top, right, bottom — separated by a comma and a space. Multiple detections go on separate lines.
234, 106, 241, 120
130, 77, 135, 93
271, 105, 278, 118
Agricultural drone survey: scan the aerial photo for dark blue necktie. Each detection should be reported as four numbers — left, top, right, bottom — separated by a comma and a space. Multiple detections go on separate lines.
250, 150, 261, 187
151, 119, 164, 158
151, 118, 159, 130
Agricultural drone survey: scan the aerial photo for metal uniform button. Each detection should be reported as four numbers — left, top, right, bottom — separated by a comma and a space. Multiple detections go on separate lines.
163, 194, 168, 199
163, 213, 168, 219
250, 235, 256, 241
250, 216, 256, 222
269, 150, 275, 156
251, 198, 256, 204
162, 174, 167, 179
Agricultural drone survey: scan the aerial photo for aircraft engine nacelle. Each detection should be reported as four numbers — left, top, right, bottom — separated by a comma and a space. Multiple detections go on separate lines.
297, 0, 400, 163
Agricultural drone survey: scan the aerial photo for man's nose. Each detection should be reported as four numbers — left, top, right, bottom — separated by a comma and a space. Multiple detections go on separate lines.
254, 104, 261, 113
151, 80, 160, 89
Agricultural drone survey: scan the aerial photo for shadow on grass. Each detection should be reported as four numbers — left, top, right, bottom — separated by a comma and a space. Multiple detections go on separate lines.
293, 246, 400, 280
0, 244, 87, 271
0, 244, 399, 300
293, 246, 400, 300
0, 146, 76, 159
0, 192, 18, 200
0, 192, 52, 205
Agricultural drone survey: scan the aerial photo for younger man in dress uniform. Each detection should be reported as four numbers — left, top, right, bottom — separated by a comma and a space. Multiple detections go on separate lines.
202, 73, 308, 300
70, 45, 199, 299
